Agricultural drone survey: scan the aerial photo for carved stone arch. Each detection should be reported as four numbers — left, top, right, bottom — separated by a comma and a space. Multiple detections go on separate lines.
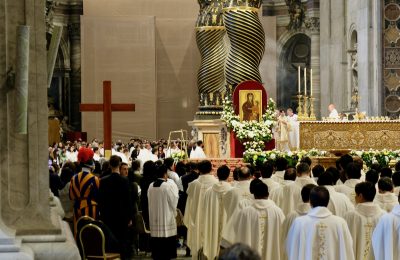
57, 37, 70, 71
277, 30, 311, 111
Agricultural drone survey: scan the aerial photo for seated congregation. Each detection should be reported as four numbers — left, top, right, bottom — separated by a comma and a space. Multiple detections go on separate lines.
49, 140, 400, 260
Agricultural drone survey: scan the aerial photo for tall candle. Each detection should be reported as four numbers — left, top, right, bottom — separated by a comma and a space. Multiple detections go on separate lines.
298, 66, 301, 93
304, 68, 307, 96
310, 68, 313, 96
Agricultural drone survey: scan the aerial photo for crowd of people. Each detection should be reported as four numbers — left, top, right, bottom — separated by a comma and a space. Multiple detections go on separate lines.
48, 138, 400, 260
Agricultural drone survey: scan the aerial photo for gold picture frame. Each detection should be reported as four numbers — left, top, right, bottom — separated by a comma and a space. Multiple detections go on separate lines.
239, 90, 262, 122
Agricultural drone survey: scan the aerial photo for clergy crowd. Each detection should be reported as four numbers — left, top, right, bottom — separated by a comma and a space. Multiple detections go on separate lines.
48, 138, 400, 260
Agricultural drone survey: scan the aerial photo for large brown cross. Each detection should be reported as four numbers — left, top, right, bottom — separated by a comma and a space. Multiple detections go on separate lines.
80, 81, 135, 158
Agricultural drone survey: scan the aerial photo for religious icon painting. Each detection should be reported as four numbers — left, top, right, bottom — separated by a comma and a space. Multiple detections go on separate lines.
239, 90, 262, 122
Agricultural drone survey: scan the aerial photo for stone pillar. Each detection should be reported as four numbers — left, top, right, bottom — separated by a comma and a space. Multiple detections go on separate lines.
68, 1, 83, 130
0, 0, 79, 258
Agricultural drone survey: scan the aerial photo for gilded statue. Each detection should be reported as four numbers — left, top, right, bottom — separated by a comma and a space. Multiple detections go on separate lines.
224, 0, 262, 8
286, 0, 305, 31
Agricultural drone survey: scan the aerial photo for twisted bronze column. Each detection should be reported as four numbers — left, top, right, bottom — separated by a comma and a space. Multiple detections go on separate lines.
223, 0, 265, 90
195, 0, 228, 118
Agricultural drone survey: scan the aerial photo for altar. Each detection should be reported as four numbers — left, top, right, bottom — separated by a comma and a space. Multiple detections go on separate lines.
300, 121, 400, 150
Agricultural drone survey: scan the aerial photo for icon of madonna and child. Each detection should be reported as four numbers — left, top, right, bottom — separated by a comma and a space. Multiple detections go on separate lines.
239, 90, 262, 122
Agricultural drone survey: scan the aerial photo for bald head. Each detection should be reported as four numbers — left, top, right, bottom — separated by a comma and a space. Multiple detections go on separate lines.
328, 104, 335, 112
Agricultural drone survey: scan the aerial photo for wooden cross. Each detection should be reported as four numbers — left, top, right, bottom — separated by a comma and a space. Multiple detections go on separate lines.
80, 81, 135, 158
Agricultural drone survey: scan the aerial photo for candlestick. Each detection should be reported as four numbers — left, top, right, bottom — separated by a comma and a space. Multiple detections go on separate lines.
304, 68, 307, 96
309, 96, 316, 121
297, 94, 303, 120
310, 68, 313, 96
298, 66, 301, 93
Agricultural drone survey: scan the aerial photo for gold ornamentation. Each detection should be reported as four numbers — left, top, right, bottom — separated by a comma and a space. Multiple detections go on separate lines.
385, 24, 400, 44
384, 71, 400, 91
317, 222, 327, 259
300, 121, 400, 150
363, 222, 374, 260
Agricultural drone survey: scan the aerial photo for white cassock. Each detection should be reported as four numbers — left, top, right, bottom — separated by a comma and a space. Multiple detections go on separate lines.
189, 146, 207, 159
269, 180, 294, 204
222, 199, 285, 260
329, 108, 339, 118
137, 148, 152, 166
271, 170, 286, 185
260, 177, 280, 192
183, 174, 218, 259
335, 179, 362, 205
324, 186, 355, 218
287, 114, 299, 150
202, 181, 232, 260
281, 203, 311, 260
112, 150, 128, 164
222, 180, 253, 219
274, 176, 317, 216
372, 204, 400, 260
374, 192, 398, 212
165, 147, 180, 158
286, 206, 355, 260
167, 169, 183, 192
148, 179, 179, 238
344, 202, 385, 260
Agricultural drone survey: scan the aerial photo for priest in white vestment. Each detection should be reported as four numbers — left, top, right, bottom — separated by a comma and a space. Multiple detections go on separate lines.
317, 172, 354, 217
274, 163, 316, 215
271, 157, 289, 184
189, 140, 207, 159
269, 168, 296, 204
344, 182, 385, 260
222, 180, 285, 260
286, 186, 354, 260
183, 160, 218, 259
223, 166, 254, 220
148, 165, 179, 259
374, 177, 398, 212
164, 158, 183, 191
201, 165, 232, 260
281, 184, 315, 260
275, 110, 290, 152
335, 162, 362, 204
328, 104, 339, 119
259, 162, 280, 192
286, 108, 299, 150
372, 196, 400, 260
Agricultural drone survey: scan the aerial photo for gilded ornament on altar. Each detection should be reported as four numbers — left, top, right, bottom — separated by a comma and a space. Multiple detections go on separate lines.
384, 71, 400, 91
384, 24, 400, 44
223, 0, 265, 89
300, 121, 400, 150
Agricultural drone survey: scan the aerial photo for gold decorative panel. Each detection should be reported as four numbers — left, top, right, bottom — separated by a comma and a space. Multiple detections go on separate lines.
300, 121, 400, 150
203, 133, 220, 158
384, 71, 400, 91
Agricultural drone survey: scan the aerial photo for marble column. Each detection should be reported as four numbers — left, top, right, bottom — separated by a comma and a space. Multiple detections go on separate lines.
306, 17, 321, 119
68, 2, 83, 130
0, 0, 79, 258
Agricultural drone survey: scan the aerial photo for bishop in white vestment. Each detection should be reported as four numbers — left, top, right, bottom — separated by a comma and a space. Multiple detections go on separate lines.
286, 108, 299, 150
344, 182, 385, 260
372, 199, 400, 260
201, 166, 232, 260
222, 180, 285, 260
183, 160, 218, 259
285, 186, 354, 260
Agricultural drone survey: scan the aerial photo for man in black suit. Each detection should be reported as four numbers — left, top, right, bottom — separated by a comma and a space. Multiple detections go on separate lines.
99, 155, 133, 259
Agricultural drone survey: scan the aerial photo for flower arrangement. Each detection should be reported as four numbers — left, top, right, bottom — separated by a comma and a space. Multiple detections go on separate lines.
350, 149, 400, 168
171, 151, 187, 161
244, 149, 328, 167
221, 97, 277, 152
